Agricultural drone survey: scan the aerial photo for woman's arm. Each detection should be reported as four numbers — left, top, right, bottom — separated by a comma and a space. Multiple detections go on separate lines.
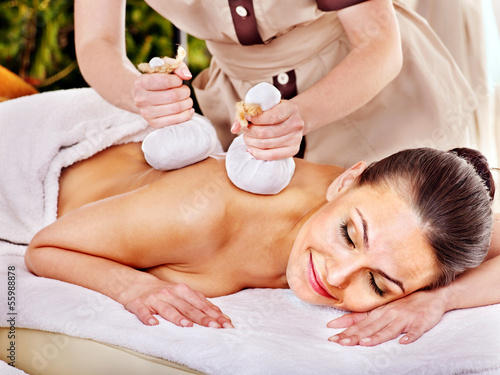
239, 0, 403, 160
74, 0, 193, 126
25, 245, 231, 328
24, 174, 232, 328
327, 213, 500, 346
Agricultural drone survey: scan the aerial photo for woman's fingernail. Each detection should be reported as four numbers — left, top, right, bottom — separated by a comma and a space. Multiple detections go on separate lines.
180, 319, 191, 327
231, 122, 238, 133
222, 314, 232, 321
360, 337, 372, 344
339, 338, 351, 345
148, 318, 158, 326
401, 336, 410, 343
328, 335, 340, 342
209, 321, 221, 328
182, 68, 192, 78
222, 322, 234, 329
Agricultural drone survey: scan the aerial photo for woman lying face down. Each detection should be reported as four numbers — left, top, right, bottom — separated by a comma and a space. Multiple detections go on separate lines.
25, 144, 497, 345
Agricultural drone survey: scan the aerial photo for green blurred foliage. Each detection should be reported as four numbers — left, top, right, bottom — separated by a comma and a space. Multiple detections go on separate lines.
0, 0, 211, 91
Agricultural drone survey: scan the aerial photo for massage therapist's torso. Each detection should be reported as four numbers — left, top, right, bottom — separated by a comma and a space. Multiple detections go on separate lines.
57, 143, 344, 296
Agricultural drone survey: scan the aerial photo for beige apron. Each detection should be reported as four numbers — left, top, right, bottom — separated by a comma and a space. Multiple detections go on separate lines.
145, 0, 476, 167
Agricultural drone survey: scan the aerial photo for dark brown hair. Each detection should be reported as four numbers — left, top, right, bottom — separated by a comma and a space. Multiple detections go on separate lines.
354, 148, 495, 288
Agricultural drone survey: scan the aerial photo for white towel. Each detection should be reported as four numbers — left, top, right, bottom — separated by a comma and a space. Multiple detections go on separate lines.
0, 88, 151, 247
0, 360, 28, 375
1, 249, 499, 375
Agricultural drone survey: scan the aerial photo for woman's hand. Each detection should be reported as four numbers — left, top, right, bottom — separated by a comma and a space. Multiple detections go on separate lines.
231, 100, 305, 160
133, 62, 194, 129
122, 278, 234, 329
327, 289, 448, 346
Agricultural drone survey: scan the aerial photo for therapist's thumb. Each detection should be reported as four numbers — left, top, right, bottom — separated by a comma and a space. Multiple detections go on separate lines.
173, 62, 192, 81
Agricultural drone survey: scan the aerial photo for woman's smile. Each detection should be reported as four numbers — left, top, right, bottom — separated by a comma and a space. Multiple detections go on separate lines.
308, 251, 337, 300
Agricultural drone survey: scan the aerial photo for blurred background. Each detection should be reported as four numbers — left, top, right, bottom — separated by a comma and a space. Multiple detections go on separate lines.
0, 0, 211, 93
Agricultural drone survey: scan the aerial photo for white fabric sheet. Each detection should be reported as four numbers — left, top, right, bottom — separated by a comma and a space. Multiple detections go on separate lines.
0, 361, 28, 375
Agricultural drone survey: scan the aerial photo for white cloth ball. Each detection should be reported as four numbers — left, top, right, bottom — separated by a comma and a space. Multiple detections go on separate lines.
244, 82, 281, 111
226, 135, 295, 195
226, 82, 296, 195
142, 114, 221, 171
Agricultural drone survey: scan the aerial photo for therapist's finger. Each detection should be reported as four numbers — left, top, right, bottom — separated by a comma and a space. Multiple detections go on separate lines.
172, 62, 193, 81
231, 120, 242, 134
247, 144, 299, 161
244, 130, 301, 151
140, 96, 193, 118
248, 100, 295, 125
248, 101, 304, 134
147, 110, 195, 129
245, 122, 290, 140
136, 84, 192, 107
135, 73, 184, 92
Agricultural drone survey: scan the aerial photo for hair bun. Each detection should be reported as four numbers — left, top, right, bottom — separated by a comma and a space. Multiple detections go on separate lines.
450, 148, 496, 201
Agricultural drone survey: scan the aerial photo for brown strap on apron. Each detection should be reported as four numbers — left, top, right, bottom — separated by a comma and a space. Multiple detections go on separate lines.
228, 0, 369, 46
272, 70, 298, 100
228, 0, 264, 45
317, 0, 370, 11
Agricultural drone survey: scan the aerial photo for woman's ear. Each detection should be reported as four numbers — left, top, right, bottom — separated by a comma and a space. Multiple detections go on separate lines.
326, 161, 367, 201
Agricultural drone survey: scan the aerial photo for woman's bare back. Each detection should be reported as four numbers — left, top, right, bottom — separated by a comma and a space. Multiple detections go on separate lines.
55, 142, 343, 295
58, 143, 164, 217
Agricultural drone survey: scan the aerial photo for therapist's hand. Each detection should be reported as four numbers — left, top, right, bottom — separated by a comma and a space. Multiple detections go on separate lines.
123, 278, 234, 329
231, 100, 305, 160
326, 288, 448, 346
133, 61, 194, 129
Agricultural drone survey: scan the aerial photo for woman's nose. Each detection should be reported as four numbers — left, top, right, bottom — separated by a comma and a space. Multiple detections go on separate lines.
324, 256, 359, 289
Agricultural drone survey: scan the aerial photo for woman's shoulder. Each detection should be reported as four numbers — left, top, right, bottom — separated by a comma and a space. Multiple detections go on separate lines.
290, 158, 344, 192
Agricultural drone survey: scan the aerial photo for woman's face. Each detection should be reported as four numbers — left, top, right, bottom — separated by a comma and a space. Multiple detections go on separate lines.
287, 174, 439, 312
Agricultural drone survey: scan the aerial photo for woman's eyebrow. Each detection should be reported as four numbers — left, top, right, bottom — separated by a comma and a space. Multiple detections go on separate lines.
376, 269, 406, 294
355, 208, 369, 250
355, 207, 406, 294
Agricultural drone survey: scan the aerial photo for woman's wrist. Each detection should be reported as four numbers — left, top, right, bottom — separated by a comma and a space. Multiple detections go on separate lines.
434, 284, 458, 312
290, 95, 317, 136
114, 271, 160, 305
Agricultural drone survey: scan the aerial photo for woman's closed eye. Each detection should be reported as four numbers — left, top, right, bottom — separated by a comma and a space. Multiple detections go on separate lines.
369, 272, 385, 297
340, 221, 386, 297
340, 221, 355, 248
